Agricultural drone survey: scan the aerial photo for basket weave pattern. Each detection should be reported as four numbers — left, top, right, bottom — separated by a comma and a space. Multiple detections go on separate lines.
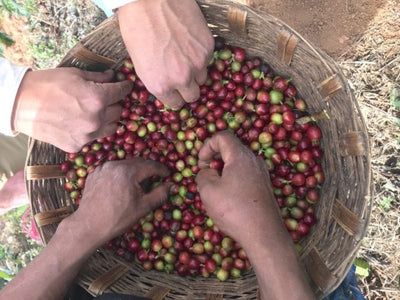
26, 1, 372, 299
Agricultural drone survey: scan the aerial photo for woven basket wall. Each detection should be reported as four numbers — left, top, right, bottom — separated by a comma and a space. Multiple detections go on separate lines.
26, 1, 372, 299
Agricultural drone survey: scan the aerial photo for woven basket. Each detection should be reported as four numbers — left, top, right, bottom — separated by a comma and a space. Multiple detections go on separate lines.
26, 1, 372, 299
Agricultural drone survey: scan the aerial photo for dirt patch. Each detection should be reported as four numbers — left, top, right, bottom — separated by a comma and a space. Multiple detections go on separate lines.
1, 0, 387, 65
0, 0, 105, 69
245, 0, 385, 58
0, 14, 33, 66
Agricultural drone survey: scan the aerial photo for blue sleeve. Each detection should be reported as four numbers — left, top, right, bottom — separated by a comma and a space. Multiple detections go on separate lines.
324, 266, 365, 300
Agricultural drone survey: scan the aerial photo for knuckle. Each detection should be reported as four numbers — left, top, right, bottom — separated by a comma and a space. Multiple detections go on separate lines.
77, 136, 89, 148
85, 116, 102, 133
148, 82, 170, 98
175, 68, 192, 87
90, 93, 105, 109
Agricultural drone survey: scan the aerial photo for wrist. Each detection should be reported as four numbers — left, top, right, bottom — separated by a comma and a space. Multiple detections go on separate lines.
56, 213, 101, 254
245, 238, 314, 300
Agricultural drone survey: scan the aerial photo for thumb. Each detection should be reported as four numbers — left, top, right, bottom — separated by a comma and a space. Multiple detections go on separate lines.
195, 168, 220, 195
141, 183, 173, 210
80, 69, 115, 83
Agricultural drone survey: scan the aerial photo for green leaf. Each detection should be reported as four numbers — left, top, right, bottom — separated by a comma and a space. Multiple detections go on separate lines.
0, 269, 12, 281
354, 258, 370, 277
15, 204, 28, 217
1, 0, 28, 16
398, 274, 400, 290
379, 197, 394, 212
391, 88, 400, 110
0, 30, 15, 46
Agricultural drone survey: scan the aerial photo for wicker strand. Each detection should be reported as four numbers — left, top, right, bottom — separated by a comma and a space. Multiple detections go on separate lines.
304, 248, 336, 292
317, 74, 343, 99
339, 132, 368, 156
277, 31, 299, 65
88, 264, 129, 296
227, 7, 248, 35
25, 165, 64, 180
205, 295, 224, 300
332, 199, 361, 236
144, 286, 170, 300
34, 206, 73, 227
296, 110, 330, 125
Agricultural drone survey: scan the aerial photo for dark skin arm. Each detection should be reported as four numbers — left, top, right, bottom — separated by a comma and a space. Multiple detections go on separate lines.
196, 132, 315, 300
0, 159, 171, 300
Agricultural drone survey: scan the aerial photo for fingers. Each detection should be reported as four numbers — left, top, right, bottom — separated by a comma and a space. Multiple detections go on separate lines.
177, 78, 200, 103
159, 89, 185, 109
194, 67, 208, 86
198, 131, 247, 167
86, 104, 121, 140
133, 160, 170, 182
89, 122, 117, 142
103, 103, 122, 123
141, 182, 173, 210
80, 69, 115, 83
195, 168, 220, 195
97, 80, 134, 106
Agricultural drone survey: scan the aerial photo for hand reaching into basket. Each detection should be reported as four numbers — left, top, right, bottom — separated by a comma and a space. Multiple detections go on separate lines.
71, 158, 173, 246
118, 0, 214, 109
0, 158, 172, 300
196, 131, 315, 300
12, 68, 132, 153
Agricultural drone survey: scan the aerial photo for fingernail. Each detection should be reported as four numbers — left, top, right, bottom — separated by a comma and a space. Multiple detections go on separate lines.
104, 69, 114, 75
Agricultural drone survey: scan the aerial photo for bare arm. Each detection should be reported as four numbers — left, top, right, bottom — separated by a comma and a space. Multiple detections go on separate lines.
0, 159, 171, 300
196, 132, 315, 300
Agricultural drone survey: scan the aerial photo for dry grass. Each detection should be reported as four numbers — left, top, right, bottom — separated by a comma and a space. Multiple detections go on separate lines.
339, 0, 400, 299
29, 0, 105, 69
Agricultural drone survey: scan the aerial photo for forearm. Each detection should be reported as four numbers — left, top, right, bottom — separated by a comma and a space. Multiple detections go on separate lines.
0, 215, 98, 300
246, 235, 315, 300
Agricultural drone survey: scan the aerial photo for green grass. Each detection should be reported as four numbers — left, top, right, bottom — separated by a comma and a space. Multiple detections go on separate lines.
379, 196, 394, 212
0, 30, 14, 56
390, 88, 400, 110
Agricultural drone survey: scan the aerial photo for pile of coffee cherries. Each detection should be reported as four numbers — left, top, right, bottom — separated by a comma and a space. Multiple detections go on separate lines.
61, 37, 323, 281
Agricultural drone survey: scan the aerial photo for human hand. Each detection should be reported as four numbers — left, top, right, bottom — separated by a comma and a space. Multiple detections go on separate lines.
196, 132, 315, 299
69, 158, 172, 247
13, 68, 132, 153
118, 0, 214, 108
196, 131, 285, 247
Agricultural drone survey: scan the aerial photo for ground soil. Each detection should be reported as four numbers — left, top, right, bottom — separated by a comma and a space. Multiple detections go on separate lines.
1, 0, 386, 62
245, 0, 385, 57
0, 14, 33, 65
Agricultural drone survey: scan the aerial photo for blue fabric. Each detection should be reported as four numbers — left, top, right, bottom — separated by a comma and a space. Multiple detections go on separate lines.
92, 0, 113, 17
324, 266, 365, 300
